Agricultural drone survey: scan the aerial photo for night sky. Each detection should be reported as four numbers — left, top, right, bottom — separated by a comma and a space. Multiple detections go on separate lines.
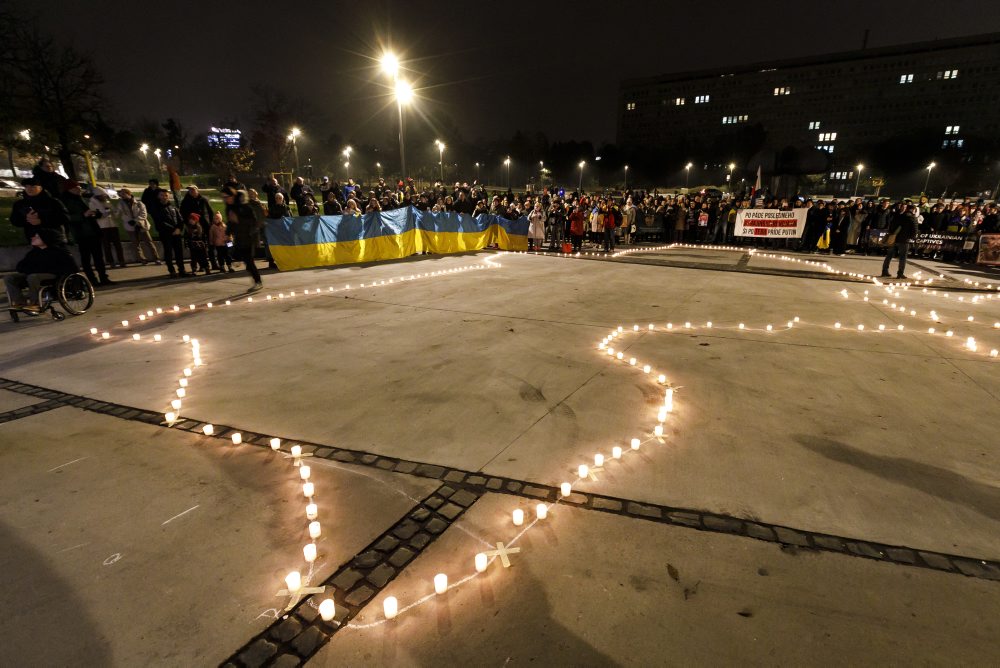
19, 0, 1000, 146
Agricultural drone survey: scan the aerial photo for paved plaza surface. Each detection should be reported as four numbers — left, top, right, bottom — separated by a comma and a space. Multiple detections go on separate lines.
1, 246, 999, 666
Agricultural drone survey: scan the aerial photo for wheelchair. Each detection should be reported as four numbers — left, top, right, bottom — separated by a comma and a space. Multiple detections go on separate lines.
8, 272, 94, 323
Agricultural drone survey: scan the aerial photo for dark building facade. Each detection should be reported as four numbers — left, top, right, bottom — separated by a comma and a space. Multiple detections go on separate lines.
618, 33, 1000, 196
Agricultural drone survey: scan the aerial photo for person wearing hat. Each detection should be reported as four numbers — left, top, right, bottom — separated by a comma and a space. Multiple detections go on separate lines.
3, 228, 79, 312
180, 186, 218, 270
61, 180, 111, 286
10, 177, 70, 243
89, 186, 125, 268
150, 189, 188, 278
184, 212, 210, 274
115, 188, 161, 265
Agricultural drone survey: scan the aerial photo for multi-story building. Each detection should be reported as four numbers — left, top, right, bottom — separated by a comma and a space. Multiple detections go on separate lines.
618, 32, 1000, 195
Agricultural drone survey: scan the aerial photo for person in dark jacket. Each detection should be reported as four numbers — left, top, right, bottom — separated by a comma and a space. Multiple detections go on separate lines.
180, 186, 218, 270
881, 204, 919, 279
323, 191, 343, 215
141, 179, 162, 217
4, 228, 79, 311
10, 177, 70, 243
221, 186, 263, 290
61, 181, 111, 286
150, 189, 188, 277
32, 158, 68, 197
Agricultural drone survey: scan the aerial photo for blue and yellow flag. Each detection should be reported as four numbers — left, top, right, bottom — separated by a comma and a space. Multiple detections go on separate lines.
264, 207, 529, 271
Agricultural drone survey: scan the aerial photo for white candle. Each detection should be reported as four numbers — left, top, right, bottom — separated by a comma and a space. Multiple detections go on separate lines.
434, 573, 448, 594
594, 453, 604, 467
303, 482, 314, 498
182, 335, 190, 342
179, 378, 188, 387
193, 358, 202, 366
612, 446, 622, 459
101, 332, 110, 339
384, 596, 398, 619
299, 465, 311, 480
308, 521, 321, 539
654, 425, 664, 437
176, 388, 185, 398
270, 438, 281, 450
231, 433, 242, 445
153, 334, 161, 341
306, 503, 318, 520
183, 368, 192, 377
766, 324, 773, 331
739, 323, 745, 329
132, 333, 140, 341
536, 503, 548, 520
202, 424, 213, 436
303, 543, 317, 563
149, 310, 155, 316
512, 508, 524, 526
319, 598, 335, 621
706, 321, 712, 328
835, 322, 842, 329
285, 571, 301, 593
291, 445, 302, 458
90, 327, 98, 335
207, 302, 213, 308
171, 399, 181, 410
475, 553, 488, 572
658, 408, 667, 422
629, 357, 636, 366
631, 438, 640, 450
155, 308, 163, 314
648, 324, 654, 330
121, 320, 129, 327
616, 352, 624, 360
164, 411, 176, 423
577, 464, 589, 478
657, 374, 666, 384
642, 365, 651, 373
560, 482, 571, 497
858, 324, 865, 331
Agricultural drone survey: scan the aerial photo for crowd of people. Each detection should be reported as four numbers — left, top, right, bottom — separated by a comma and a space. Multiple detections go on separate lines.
7, 158, 1000, 307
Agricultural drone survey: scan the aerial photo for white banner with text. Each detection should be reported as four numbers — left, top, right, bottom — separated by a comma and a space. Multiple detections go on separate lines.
735, 209, 808, 238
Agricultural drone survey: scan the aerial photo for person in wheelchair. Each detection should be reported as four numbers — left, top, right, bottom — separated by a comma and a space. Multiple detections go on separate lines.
4, 228, 79, 313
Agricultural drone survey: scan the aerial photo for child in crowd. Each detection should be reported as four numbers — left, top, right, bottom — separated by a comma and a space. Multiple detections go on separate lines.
209, 211, 234, 273
186, 212, 210, 274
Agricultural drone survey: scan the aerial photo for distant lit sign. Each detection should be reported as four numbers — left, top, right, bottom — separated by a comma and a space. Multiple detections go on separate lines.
208, 127, 241, 149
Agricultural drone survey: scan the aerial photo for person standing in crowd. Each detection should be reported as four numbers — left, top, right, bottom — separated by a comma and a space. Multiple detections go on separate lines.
569, 204, 586, 252
881, 203, 918, 279
61, 180, 111, 286
221, 186, 263, 291
527, 202, 545, 251
151, 189, 187, 278
141, 179, 162, 216
672, 197, 687, 244
246, 189, 275, 269
323, 191, 343, 215
3, 229, 79, 312
116, 188, 160, 265
261, 175, 287, 211
180, 186, 217, 271
10, 177, 69, 242
208, 211, 234, 273
546, 200, 566, 251
89, 186, 125, 268
622, 198, 637, 246
32, 158, 68, 197
185, 213, 210, 274
603, 201, 617, 252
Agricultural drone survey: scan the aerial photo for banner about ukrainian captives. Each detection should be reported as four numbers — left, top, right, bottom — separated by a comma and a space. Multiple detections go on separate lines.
735, 209, 808, 238
264, 206, 529, 271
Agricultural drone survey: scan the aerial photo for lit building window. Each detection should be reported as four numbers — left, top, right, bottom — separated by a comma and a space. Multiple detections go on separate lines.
773, 86, 791, 95
722, 115, 750, 125
899, 74, 914, 84
939, 69, 959, 79
694, 94, 710, 104
674, 97, 685, 106
945, 125, 960, 135
942, 138, 965, 148
625, 102, 636, 111
808, 121, 821, 130
818, 132, 838, 142
816, 145, 835, 154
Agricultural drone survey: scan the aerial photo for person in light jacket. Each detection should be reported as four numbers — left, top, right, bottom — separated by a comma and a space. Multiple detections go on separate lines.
116, 188, 160, 264
527, 202, 545, 251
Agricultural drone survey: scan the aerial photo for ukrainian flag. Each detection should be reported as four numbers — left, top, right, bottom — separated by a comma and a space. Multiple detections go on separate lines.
265, 207, 529, 271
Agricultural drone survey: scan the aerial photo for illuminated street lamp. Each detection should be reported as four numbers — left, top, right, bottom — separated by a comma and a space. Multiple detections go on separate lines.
382, 51, 411, 181
435, 139, 445, 182
923, 161, 936, 195
19, 129, 31, 141
153, 147, 162, 172
578, 160, 586, 191
475, 162, 480, 182
504, 157, 511, 190
727, 162, 735, 186
624, 164, 629, 190
685, 162, 693, 190
342, 146, 352, 178
853, 163, 864, 197
288, 127, 301, 175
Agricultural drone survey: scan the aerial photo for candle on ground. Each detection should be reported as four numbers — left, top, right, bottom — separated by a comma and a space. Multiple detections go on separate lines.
270, 438, 281, 450
631, 438, 640, 450
231, 433, 242, 445
303, 482, 314, 498
560, 482, 571, 497
285, 571, 301, 593
475, 553, 488, 572
384, 596, 398, 619
303, 543, 317, 563
202, 424, 213, 436
306, 503, 318, 520
300, 465, 311, 480
308, 521, 321, 539
512, 509, 524, 526
319, 598, 335, 621
536, 503, 548, 520
612, 446, 622, 459
434, 573, 448, 594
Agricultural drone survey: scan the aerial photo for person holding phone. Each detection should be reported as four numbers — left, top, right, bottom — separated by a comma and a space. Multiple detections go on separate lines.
10, 177, 70, 243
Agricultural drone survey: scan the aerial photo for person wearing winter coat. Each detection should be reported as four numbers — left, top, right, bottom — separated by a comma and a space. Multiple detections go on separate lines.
88, 186, 125, 268
150, 189, 188, 277
569, 205, 586, 252
881, 204, 919, 279
185, 213, 210, 274
221, 186, 263, 290
180, 186, 218, 270
527, 202, 545, 251
116, 188, 160, 264
10, 177, 70, 243
4, 228, 79, 311
622, 199, 637, 245
208, 212, 234, 272
603, 203, 617, 252
61, 181, 111, 286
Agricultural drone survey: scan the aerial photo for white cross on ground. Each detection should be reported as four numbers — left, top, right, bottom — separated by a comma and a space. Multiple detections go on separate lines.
484, 542, 521, 568
276, 584, 326, 611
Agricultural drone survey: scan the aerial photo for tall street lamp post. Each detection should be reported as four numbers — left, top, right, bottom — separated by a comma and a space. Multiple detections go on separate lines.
578, 160, 586, 192
504, 157, 511, 190
624, 164, 629, 190
381, 53, 413, 182
685, 162, 693, 190
288, 127, 301, 175
435, 140, 445, 182
853, 163, 864, 198
923, 162, 936, 196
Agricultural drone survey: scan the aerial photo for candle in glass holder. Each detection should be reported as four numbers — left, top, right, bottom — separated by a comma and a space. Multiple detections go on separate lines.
536, 503, 548, 520
434, 573, 448, 594
202, 424, 214, 436
302, 482, 314, 498
306, 503, 318, 520
612, 446, 622, 459
475, 553, 488, 572
319, 598, 335, 621
560, 482, 571, 497
270, 438, 280, 450
303, 543, 317, 563
299, 465, 311, 480
285, 571, 301, 593
231, 433, 242, 445
308, 521, 321, 539
384, 596, 398, 619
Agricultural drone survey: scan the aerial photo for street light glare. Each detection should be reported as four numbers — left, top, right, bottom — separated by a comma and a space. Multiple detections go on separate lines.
342, 146, 352, 157
504, 157, 511, 166
578, 160, 585, 168
139, 143, 149, 152
290, 127, 301, 139
927, 162, 936, 169
395, 79, 414, 104
685, 162, 693, 169
857, 163, 864, 171
381, 52, 399, 76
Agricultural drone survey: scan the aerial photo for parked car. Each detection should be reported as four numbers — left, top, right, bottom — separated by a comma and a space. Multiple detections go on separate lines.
0, 179, 24, 198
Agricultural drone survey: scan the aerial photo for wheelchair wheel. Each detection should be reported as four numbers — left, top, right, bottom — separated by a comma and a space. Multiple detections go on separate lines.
58, 273, 94, 315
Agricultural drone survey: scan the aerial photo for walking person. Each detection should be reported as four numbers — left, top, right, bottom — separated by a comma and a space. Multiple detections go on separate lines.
221, 186, 263, 291
116, 188, 161, 264
881, 203, 918, 279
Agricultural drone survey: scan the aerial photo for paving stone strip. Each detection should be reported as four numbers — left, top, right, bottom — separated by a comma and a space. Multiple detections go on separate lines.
220, 483, 484, 667
2, 377, 999, 586
0, 398, 65, 424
